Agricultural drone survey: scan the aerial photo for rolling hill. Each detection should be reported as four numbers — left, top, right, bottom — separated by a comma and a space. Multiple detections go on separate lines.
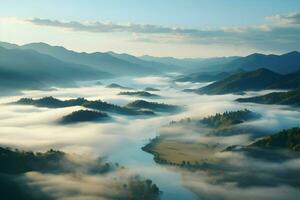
200, 109, 261, 129
59, 110, 110, 124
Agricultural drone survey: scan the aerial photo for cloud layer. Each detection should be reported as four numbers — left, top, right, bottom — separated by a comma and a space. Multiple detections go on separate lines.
25, 12, 300, 52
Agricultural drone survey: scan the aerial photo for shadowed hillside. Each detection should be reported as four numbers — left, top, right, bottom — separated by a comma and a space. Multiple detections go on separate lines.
0, 46, 111, 94
196, 68, 300, 94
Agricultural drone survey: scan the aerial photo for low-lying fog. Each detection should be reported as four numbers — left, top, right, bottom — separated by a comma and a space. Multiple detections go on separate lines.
0, 76, 299, 200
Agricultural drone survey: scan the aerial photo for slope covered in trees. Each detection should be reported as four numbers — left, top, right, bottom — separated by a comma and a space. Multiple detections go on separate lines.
119, 91, 159, 98
200, 109, 260, 128
251, 127, 300, 151
59, 110, 110, 124
14, 97, 155, 115
236, 88, 300, 106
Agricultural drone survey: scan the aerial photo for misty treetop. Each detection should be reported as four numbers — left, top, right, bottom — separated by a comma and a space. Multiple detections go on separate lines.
13, 96, 182, 116
0, 146, 162, 200
200, 109, 261, 128
59, 109, 110, 124
251, 127, 300, 151
119, 91, 160, 98
126, 100, 180, 113
16, 96, 88, 108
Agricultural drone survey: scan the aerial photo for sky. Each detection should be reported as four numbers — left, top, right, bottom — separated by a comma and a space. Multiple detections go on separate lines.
1, 0, 300, 58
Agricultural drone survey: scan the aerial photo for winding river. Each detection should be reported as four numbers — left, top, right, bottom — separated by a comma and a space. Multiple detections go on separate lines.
108, 129, 198, 200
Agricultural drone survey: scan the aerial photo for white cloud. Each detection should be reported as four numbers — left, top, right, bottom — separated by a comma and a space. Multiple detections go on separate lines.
266, 12, 300, 25
23, 13, 300, 52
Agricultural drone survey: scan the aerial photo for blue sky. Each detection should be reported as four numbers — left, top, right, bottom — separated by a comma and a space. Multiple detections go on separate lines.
2, 0, 300, 27
1, 0, 300, 57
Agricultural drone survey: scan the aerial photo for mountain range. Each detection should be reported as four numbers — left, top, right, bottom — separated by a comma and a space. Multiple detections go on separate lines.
219, 51, 300, 74
1, 41, 300, 95
2, 42, 300, 76
175, 52, 300, 84
143, 51, 300, 75
0, 42, 175, 76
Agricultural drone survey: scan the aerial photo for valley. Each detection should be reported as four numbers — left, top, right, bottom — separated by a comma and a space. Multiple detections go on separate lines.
0, 42, 300, 200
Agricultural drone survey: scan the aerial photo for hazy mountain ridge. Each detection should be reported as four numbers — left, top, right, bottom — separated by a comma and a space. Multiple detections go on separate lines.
0, 46, 111, 94
2, 41, 300, 78
0, 42, 169, 76
221, 51, 300, 74
24, 43, 156, 75
143, 51, 300, 75
141, 55, 240, 73
175, 71, 232, 83
108, 51, 178, 72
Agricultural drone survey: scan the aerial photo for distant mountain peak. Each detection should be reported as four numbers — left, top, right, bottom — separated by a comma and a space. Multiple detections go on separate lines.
23, 42, 68, 51
247, 53, 264, 57
0, 41, 19, 49
252, 68, 276, 74
15, 41, 163, 76
282, 51, 300, 57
